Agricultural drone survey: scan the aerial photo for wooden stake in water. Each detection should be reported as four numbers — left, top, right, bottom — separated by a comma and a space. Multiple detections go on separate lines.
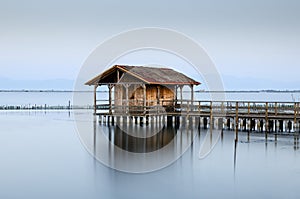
235, 102, 239, 141
265, 102, 269, 139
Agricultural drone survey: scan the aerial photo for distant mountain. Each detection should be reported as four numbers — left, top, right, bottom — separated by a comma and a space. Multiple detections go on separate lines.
0, 77, 74, 90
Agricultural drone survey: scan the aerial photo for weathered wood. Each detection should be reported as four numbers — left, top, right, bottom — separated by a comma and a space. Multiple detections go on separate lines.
248, 102, 250, 115
190, 85, 194, 106
143, 84, 146, 114
117, 69, 120, 82
174, 86, 177, 105
265, 102, 269, 133
210, 101, 213, 129
235, 102, 239, 140
93, 85, 98, 115
180, 86, 183, 104
157, 86, 160, 105
108, 84, 112, 114
125, 84, 129, 114
95, 99, 300, 132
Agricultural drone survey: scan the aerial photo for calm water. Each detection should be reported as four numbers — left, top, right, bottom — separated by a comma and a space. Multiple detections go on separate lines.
0, 109, 299, 199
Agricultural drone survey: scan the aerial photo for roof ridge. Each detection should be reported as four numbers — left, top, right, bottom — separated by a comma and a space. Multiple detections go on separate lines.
86, 65, 200, 86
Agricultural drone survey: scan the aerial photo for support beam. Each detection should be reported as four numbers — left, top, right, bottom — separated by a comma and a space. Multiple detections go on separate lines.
265, 102, 269, 133
294, 102, 298, 132
210, 101, 213, 129
248, 102, 250, 115
117, 69, 120, 82
143, 84, 146, 115
190, 85, 194, 107
125, 84, 129, 114
93, 85, 98, 115
108, 84, 113, 115
157, 85, 160, 105
174, 85, 178, 110
179, 85, 183, 104
235, 102, 239, 141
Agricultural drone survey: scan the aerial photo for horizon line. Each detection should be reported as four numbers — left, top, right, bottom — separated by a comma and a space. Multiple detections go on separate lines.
1, 89, 300, 93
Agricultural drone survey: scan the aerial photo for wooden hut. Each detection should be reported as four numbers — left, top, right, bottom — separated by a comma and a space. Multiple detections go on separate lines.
85, 65, 200, 116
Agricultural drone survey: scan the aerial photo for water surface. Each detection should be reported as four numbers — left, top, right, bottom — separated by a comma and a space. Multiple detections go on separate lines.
0, 110, 299, 198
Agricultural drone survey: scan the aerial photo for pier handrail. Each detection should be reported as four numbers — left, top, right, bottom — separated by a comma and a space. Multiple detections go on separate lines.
94, 99, 300, 120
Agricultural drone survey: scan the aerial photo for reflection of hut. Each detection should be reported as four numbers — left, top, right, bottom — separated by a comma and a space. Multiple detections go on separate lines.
85, 65, 200, 116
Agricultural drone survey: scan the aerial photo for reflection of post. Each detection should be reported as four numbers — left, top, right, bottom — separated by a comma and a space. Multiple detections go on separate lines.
93, 116, 97, 157
233, 138, 238, 175
221, 129, 223, 142
247, 130, 250, 142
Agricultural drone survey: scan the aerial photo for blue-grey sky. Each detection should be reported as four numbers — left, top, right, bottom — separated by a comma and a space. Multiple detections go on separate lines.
0, 0, 300, 90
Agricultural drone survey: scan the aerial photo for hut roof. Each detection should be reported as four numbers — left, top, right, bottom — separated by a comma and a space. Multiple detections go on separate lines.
85, 65, 200, 86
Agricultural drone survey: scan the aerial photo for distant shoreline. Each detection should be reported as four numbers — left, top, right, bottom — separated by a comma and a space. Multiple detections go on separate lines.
1, 89, 300, 93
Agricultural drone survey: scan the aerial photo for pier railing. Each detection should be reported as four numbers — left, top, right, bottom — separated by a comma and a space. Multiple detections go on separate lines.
95, 99, 300, 133
95, 99, 300, 119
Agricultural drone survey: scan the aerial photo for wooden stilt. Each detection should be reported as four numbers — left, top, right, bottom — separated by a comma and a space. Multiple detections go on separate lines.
93, 85, 98, 115
235, 102, 239, 141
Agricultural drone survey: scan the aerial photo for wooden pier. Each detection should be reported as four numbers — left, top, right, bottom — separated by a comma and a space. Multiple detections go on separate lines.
95, 99, 300, 134
85, 65, 300, 135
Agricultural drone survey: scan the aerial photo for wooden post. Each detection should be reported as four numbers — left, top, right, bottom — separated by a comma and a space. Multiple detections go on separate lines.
235, 102, 239, 141
143, 84, 146, 115
294, 102, 297, 132
93, 85, 98, 115
180, 85, 183, 104
190, 85, 194, 106
157, 85, 160, 105
210, 101, 213, 129
125, 84, 129, 114
174, 85, 177, 103
117, 69, 120, 82
296, 102, 300, 133
265, 102, 269, 134
108, 84, 112, 115
248, 102, 250, 115
173, 85, 177, 111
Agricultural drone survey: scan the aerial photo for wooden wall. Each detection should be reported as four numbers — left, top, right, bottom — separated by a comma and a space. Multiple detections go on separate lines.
114, 84, 175, 114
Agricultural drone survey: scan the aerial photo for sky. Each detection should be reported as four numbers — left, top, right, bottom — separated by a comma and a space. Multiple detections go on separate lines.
0, 0, 300, 90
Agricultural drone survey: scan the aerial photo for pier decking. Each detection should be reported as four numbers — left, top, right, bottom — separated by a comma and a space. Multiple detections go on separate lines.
95, 99, 300, 134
